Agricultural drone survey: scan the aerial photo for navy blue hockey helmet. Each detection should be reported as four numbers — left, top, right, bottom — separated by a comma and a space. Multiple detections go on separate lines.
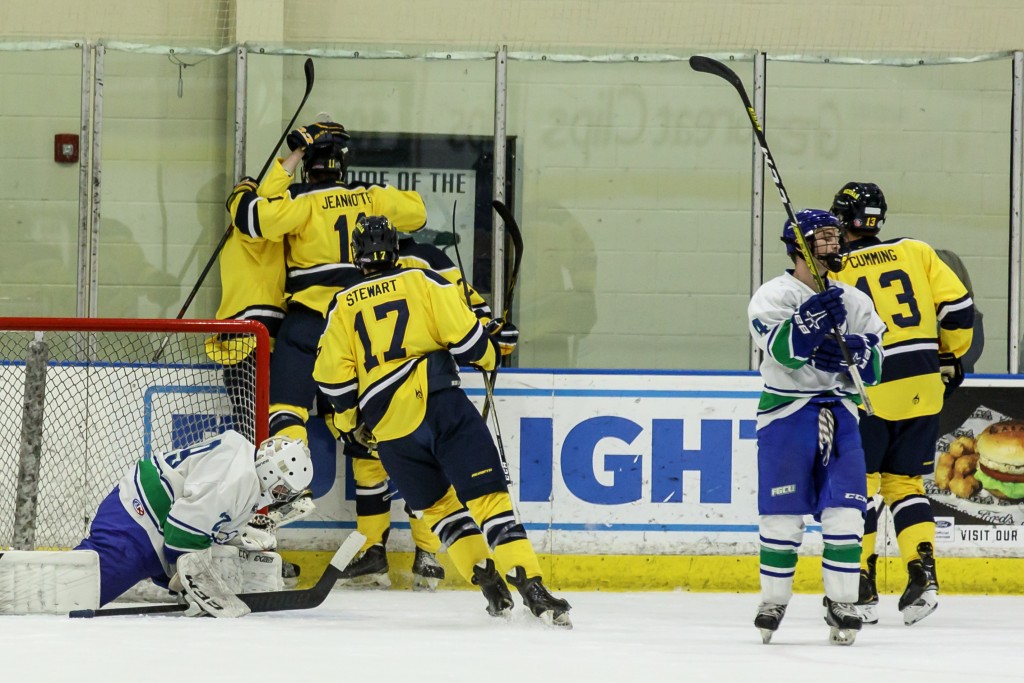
302, 121, 351, 181
781, 209, 844, 272
830, 181, 886, 234
351, 215, 400, 268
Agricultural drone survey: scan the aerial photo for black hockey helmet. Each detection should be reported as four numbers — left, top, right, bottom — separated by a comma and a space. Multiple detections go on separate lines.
302, 121, 350, 182
351, 215, 399, 268
830, 181, 886, 234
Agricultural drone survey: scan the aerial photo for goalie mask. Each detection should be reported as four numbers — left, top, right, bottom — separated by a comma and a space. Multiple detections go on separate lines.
302, 121, 350, 183
351, 215, 400, 268
254, 437, 313, 507
830, 181, 886, 234
782, 209, 844, 273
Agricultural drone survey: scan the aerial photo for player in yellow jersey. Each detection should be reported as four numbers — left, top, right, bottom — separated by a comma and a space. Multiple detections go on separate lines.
314, 215, 569, 627
227, 121, 427, 449
337, 235, 513, 590
829, 182, 975, 626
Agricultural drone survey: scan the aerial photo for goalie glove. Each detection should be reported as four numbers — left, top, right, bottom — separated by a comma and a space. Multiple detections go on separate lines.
227, 515, 278, 551
267, 493, 316, 528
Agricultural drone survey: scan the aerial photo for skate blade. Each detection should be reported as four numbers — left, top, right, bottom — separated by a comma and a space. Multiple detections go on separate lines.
336, 573, 391, 590
412, 575, 440, 592
829, 627, 858, 646
534, 609, 573, 629
902, 593, 938, 626
856, 604, 879, 624
758, 628, 775, 644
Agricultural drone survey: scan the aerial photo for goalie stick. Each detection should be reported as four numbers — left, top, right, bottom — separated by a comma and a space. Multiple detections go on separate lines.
68, 530, 365, 619
168, 57, 316, 326
688, 55, 874, 415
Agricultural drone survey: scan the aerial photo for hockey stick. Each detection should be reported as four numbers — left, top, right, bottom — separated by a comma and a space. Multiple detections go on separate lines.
451, 206, 518, 516
68, 530, 365, 619
169, 57, 316, 324
688, 56, 874, 415
481, 200, 524, 420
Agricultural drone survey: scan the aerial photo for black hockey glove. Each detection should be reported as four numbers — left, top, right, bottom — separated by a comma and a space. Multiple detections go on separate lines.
939, 353, 964, 399
286, 122, 349, 151
485, 318, 519, 356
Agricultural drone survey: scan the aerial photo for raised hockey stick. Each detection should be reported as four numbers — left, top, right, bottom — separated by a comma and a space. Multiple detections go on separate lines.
481, 200, 524, 420
171, 57, 316, 324
452, 206, 518, 516
688, 56, 874, 415
68, 530, 365, 619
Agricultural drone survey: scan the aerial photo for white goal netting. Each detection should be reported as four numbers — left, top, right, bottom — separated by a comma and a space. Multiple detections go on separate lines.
0, 318, 268, 550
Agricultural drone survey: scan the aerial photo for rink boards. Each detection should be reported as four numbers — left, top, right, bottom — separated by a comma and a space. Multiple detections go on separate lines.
275, 370, 1024, 593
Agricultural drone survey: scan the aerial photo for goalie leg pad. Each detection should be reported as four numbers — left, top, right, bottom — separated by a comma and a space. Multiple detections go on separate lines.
0, 550, 101, 615
210, 546, 284, 595
174, 548, 251, 618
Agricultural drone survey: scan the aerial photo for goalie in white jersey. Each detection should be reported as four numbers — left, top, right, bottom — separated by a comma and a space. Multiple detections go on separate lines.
71, 431, 313, 617
747, 209, 886, 645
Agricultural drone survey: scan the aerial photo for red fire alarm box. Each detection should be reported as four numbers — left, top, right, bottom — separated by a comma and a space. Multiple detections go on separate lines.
54, 134, 79, 163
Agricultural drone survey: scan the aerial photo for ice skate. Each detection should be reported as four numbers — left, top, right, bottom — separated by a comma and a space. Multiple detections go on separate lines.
471, 559, 513, 617
336, 544, 391, 588
753, 602, 787, 644
900, 542, 938, 626
506, 566, 572, 628
856, 553, 879, 624
411, 548, 445, 591
824, 597, 862, 646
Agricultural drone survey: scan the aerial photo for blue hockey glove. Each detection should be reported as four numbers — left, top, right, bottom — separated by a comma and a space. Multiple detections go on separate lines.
791, 288, 846, 358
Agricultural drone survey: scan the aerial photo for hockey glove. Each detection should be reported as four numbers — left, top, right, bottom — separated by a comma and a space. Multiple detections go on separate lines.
939, 353, 964, 399
339, 429, 372, 459
286, 122, 348, 151
809, 333, 879, 374
485, 318, 519, 356
225, 176, 258, 211
791, 288, 847, 359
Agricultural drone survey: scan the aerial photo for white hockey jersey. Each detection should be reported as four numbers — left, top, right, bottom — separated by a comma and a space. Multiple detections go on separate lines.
748, 272, 886, 428
115, 429, 261, 575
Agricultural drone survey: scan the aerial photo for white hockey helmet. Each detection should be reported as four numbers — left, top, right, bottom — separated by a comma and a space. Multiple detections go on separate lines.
254, 436, 313, 507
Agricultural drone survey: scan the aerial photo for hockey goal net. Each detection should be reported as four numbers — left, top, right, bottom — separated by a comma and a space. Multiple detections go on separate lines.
0, 318, 269, 551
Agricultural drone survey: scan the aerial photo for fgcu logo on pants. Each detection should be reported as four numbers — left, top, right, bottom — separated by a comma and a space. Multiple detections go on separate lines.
518, 416, 757, 505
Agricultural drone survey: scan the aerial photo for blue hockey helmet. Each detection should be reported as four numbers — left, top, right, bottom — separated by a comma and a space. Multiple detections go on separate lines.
781, 209, 844, 272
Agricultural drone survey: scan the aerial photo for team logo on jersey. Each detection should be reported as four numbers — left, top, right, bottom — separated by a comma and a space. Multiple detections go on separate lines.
132, 498, 145, 516
771, 484, 796, 496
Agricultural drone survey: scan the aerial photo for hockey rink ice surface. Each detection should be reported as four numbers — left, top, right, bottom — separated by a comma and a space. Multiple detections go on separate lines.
8, 589, 1023, 682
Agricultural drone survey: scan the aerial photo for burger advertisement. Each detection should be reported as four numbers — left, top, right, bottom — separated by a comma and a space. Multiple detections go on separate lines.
927, 383, 1024, 548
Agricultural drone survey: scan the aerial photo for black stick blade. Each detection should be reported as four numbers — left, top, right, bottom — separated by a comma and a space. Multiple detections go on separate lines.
688, 55, 743, 88
303, 58, 315, 94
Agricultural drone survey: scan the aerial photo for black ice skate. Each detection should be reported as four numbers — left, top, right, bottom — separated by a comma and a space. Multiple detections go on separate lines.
856, 553, 879, 624
411, 548, 445, 591
506, 566, 572, 628
824, 597, 862, 646
899, 542, 938, 626
471, 559, 514, 617
753, 602, 787, 644
337, 544, 391, 588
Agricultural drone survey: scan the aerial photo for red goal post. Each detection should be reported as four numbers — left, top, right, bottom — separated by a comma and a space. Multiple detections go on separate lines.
0, 318, 270, 551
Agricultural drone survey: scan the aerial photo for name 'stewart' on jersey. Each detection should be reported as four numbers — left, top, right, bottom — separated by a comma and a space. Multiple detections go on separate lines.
345, 279, 397, 306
